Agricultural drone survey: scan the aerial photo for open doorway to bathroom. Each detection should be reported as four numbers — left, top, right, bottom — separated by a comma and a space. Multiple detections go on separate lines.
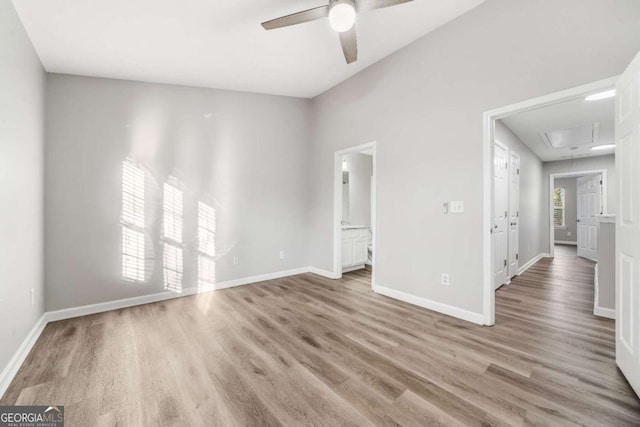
333, 142, 376, 287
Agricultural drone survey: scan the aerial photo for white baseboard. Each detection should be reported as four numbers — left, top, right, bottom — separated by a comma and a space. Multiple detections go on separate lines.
594, 305, 615, 319
46, 267, 311, 322
0, 315, 47, 400
555, 240, 577, 246
372, 284, 484, 325
308, 267, 340, 279
342, 264, 366, 273
517, 253, 550, 276
213, 267, 310, 290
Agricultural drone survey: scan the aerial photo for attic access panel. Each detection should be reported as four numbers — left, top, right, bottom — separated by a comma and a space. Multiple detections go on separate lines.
542, 122, 600, 149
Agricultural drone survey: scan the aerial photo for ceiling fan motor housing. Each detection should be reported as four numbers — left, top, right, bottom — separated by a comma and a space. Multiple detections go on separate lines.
330, 0, 357, 9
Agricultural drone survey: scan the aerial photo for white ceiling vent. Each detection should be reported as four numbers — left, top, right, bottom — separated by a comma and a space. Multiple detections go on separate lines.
542, 122, 600, 149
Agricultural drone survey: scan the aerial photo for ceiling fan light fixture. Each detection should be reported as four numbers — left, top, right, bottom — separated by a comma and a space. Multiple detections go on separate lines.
329, 1, 356, 32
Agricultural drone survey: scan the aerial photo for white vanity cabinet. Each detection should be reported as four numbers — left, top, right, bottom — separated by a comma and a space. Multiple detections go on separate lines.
342, 228, 369, 271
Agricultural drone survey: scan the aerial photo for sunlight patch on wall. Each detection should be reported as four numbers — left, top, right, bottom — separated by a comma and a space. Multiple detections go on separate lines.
121, 158, 146, 282
163, 179, 184, 293
163, 243, 183, 293
197, 201, 216, 291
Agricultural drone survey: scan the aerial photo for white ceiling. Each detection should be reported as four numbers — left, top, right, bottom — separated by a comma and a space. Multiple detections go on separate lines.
500, 92, 615, 162
12, 0, 485, 98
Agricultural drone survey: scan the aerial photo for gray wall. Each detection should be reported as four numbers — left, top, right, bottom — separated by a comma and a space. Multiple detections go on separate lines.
45, 74, 312, 311
554, 177, 577, 243
0, 2, 46, 375
343, 153, 373, 227
308, 0, 640, 315
597, 222, 615, 311
495, 121, 545, 268
543, 155, 616, 251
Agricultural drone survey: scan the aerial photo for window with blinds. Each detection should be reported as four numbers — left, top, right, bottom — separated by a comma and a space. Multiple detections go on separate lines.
121, 158, 145, 282
197, 201, 216, 289
553, 187, 566, 227
163, 182, 183, 243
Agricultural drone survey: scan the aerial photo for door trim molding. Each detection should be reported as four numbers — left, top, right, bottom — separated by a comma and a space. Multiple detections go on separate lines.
333, 141, 377, 288
482, 76, 618, 326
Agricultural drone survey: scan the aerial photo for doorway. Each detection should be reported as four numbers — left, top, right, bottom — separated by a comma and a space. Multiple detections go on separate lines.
482, 76, 618, 326
548, 170, 607, 261
333, 142, 376, 286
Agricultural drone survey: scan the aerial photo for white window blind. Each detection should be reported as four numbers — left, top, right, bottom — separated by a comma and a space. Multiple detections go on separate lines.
121, 159, 145, 282
198, 201, 216, 257
163, 182, 183, 243
164, 243, 183, 293
122, 158, 145, 228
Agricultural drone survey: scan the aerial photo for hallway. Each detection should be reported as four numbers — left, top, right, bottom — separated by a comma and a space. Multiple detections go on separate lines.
493, 244, 637, 421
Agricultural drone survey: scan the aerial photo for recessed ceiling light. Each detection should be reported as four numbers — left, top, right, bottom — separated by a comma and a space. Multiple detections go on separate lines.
585, 89, 615, 101
591, 144, 616, 151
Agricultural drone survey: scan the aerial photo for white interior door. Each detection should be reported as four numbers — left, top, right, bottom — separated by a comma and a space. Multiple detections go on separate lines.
494, 142, 508, 289
576, 174, 601, 261
616, 49, 640, 397
508, 152, 520, 278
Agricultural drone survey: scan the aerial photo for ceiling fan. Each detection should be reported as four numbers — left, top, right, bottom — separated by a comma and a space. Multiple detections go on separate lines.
261, 0, 414, 64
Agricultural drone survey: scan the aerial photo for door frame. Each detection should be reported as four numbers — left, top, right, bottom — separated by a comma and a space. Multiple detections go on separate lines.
548, 170, 608, 258
482, 76, 618, 326
333, 141, 377, 287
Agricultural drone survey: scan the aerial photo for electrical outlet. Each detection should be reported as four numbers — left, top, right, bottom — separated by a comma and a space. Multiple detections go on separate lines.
567, 231, 572, 237
233, 256, 239, 265
30, 289, 35, 306
441, 273, 450, 286
279, 251, 285, 260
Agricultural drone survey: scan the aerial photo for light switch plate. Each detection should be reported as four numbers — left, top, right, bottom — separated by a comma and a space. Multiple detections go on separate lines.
450, 201, 464, 214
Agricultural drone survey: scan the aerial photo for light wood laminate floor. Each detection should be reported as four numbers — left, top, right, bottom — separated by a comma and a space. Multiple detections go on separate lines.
3, 250, 640, 426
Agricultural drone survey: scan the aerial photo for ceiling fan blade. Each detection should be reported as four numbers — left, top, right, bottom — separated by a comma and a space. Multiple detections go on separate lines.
261, 6, 330, 30
339, 25, 358, 64
356, 0, 414, 12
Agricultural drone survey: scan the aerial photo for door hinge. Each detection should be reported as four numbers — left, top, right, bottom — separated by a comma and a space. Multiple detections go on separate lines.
600, 180, 603, 185
504, 259, 507, 267
516, 253, 519, 260
505, 163, 508, 170
505, 210, 508, 218
517, 168, 520, 175
517, 211, 519, 217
